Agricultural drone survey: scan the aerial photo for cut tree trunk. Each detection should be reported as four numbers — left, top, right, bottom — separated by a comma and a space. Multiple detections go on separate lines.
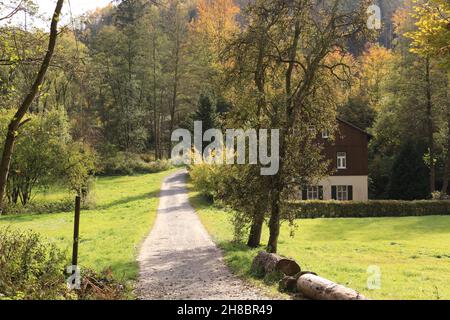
251, 251, 300, 276
279, 276, 298, 292
297, 273, 368, 300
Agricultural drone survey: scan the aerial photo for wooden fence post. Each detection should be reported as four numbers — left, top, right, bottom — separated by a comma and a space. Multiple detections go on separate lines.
72, 196, 81, 268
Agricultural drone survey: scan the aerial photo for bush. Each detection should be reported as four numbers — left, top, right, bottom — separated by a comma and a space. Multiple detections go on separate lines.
100, 152, 173, 175
431, 191, 449, 200
1, 198, 74, 215
189, 163, 274, 243
291, 200, 450, 218
0, 110, 97, 207
0, 227, 71, 300
189, 163, 224, 201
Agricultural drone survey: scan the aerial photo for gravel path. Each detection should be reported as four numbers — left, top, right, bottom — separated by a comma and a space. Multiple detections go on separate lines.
136, 169, 268, 300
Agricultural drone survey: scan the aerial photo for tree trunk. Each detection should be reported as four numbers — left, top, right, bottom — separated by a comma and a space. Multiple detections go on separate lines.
267, 19, 300, 253
0, 0, 64, 213
168, 6, 181, 159
267, 188, 281, 253
297, 273, 368, 300
442, 116, 450, 195
246, 22, 267, 249
425, 58, 435, 194
251, 251, 300, 277
442, 157, 450, 195
247, 211, 264, 248
152, 33, 159, 160
442, 77, 450, 195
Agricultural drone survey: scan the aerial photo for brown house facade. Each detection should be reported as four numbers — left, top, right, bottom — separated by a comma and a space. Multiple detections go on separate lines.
301, 118, 371, 201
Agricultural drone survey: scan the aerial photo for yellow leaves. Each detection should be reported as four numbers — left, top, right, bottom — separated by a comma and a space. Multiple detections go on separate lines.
192, 0, 240, 54
406, 0, 450, 67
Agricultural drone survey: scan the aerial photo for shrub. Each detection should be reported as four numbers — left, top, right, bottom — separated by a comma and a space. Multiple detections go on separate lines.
100, 152, 173, 175
189, 163, 274, 243
64, 142, 98, 199
0, 227, 71, 300
431, 191, 449, 200
1, 197, 74, 215
134, 159, 173, 174
189, 163, 223, 201
290, 200, 450, 218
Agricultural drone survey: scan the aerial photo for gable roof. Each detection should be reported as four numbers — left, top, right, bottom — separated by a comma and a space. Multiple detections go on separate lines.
337, 117, 373, 139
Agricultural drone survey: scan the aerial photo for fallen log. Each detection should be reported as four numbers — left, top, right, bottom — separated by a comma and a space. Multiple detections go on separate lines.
251, 251, 301, 277
279, 276, 298, 292
297, 273, 368, 300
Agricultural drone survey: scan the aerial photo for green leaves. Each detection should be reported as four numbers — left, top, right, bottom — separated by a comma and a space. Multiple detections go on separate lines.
0, 109, 96, 206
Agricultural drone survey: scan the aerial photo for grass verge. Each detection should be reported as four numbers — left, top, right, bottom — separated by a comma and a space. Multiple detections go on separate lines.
188, 186, 450, 300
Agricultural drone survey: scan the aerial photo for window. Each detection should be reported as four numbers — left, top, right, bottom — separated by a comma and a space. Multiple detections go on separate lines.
307, 186, 319, 200
336, 185, 348, 201
337, 152, 347, 169
304, 186, 323, 200
332, 185, 353, 201
322, 129, 329, 138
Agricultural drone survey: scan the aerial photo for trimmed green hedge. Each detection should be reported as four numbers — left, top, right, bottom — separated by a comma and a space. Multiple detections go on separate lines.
291, 200, 450, 218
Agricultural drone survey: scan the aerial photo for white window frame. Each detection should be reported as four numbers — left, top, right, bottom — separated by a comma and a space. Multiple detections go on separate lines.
337, 152, 347, 169
322, 129, 329, 138
337, 185, 348, 201
307, 186, 319, 200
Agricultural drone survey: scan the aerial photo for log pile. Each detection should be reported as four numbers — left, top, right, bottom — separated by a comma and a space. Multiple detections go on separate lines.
251, 251, 368, 300
297, 273, 367, 300
251, 251, 300, 276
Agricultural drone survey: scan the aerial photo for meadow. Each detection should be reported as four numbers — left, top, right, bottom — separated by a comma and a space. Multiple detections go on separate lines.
0, 170, 176, 281
189, 190, 450, 300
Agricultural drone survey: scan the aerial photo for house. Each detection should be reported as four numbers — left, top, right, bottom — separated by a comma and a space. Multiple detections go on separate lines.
301, 118, 371, 201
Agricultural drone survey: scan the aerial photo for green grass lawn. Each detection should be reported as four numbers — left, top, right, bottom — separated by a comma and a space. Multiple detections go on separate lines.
0, 170, 176, 282
189, 190, 450, 300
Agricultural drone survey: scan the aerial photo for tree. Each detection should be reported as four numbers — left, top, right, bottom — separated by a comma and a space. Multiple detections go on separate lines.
406, 0, 450, 194
0, 0, 64, 213
0, 0, 36, 22
0, 109, 95, 206
194, 95, 216, 131
407, 0, 450, 70
388, 142, 429, 200
82, 0, 205, 160
368, 2, 448, 199
223, 0, 370, 252
0, 110, 69, 205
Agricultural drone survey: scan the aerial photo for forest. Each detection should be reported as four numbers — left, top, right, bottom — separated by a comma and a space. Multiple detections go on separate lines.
1, 0, 448, 213
0, 0, 448, 212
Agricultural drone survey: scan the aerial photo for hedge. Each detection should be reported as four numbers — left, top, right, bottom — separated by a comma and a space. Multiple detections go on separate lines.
291, 200, 450, 218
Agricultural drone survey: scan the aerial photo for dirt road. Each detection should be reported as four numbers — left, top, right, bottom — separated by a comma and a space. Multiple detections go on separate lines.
136, 170, 268, 300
